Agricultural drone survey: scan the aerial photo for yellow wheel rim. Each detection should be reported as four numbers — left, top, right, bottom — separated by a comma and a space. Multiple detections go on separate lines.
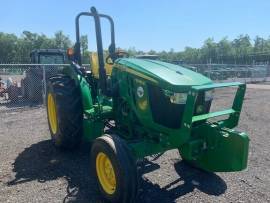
96, 152, 116, 195
47, 93, 58, 134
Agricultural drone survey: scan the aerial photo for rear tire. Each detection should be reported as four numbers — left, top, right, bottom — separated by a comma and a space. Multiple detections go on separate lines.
46, 74, 83, 149
91, 134, 138, 203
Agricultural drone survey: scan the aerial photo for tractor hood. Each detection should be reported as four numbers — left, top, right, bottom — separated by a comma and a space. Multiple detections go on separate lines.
116, 58, 212, 90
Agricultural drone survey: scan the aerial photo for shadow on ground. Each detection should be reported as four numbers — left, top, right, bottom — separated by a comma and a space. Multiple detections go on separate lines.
137, 160, 227, 203
7, 140, 103, 203
7, 140, 227, 203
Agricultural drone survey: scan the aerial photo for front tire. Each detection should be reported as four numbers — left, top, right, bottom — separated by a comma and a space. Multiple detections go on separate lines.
46, 74, 83, 149
91, 134, 138, 203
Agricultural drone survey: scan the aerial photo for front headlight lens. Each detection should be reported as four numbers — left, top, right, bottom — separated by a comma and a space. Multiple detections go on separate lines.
170, 93, 187, 104
205, 89, 214, 101
164, 90, 187, 104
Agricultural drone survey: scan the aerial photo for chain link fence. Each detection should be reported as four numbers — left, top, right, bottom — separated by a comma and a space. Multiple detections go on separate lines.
187, 64, 270, 83
1, 63, 270, 113
0, 64, 93, 113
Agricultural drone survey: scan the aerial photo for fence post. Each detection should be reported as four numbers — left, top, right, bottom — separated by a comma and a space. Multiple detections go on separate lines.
42, 65, 46, 105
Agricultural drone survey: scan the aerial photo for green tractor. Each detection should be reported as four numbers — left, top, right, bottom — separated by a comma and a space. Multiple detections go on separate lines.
22, 49, 66, 102
46, 7, 249, 203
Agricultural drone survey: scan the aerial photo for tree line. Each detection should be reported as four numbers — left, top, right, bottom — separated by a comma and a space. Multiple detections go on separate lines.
1, 31, 270, 64
128, 35, 270, 64
0, 31, 90, 64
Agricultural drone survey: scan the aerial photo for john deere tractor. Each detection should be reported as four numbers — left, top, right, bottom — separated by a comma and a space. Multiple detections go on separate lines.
22, 49, 66, 102
46, 7, 249, 203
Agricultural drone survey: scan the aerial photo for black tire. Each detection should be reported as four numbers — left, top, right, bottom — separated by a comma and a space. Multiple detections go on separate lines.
91, 134, 138, 203
46, 74, 83, 149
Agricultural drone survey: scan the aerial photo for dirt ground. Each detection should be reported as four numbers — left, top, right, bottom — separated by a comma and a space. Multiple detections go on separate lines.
0, 86, 270, 203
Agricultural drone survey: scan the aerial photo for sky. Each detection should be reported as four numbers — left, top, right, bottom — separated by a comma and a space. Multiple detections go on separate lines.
1, 0, 270, 52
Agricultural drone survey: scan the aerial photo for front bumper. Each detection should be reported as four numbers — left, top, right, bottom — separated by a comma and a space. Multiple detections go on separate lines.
179, 82, 249, 172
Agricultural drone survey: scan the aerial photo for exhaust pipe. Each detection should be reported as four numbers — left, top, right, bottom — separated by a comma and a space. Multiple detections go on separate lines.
91, 7, 107, 95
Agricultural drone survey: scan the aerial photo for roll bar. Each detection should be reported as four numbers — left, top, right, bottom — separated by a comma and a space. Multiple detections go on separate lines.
74, 7, 116, 95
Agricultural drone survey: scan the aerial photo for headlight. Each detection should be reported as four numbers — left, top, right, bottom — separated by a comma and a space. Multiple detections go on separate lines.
170, 93, 187, 104
164, 90, 187, 104
205, 89, 214, 101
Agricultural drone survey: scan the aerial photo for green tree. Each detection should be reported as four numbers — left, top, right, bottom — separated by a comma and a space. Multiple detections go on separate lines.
217, 37, 233, 64
201, 38, 217, 63
80, 35, 90, 64
232, 35, 252, 64
127, 47, 137, 57
54, 31, 72, 49
0, 33, 18, 62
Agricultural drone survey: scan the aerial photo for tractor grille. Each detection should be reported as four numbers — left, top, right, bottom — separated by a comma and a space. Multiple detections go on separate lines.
148, 84, 211, 129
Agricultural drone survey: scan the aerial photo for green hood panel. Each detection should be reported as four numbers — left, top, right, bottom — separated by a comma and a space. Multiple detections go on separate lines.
116, 58, 212, 88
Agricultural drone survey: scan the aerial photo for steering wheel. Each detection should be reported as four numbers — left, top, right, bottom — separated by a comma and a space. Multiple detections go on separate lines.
106, 50, 130, 65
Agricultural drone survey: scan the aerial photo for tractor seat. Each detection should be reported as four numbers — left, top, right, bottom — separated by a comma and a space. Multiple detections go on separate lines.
90, 52, 113, 78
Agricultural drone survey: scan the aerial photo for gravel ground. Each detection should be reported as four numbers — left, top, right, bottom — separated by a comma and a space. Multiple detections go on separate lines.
1, 87, 270, 203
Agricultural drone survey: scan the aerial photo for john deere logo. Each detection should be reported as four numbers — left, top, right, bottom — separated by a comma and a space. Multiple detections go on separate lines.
137, 86, 144, 98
